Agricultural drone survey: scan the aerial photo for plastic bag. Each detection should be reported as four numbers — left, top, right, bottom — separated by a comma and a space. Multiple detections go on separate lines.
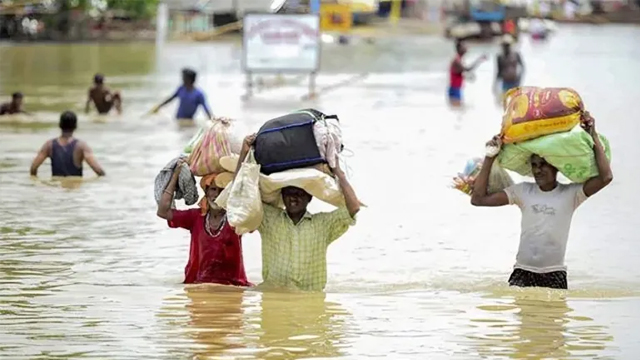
222, 150, 263, 235
452, 158, 514, 196
183, 125, 209, 154
501, 86, 583, 144
188, 119, 237, 176
498, 126, 611, 183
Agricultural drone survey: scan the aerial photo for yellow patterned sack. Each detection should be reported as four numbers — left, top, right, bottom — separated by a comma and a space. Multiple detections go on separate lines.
501, 86, 583, 144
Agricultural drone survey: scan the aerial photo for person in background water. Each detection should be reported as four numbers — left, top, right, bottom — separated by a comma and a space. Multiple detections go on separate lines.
30, 111, 106, 177
502, 19, 518, 40
153, 68, 213, 121
233, 134, 361, 292
86, 74, 122, 115
470, 112, 612, 289
0, 92, 29, 115
449, 40, 487, 107
156, 166, 252, 287
494, 35, 525, 99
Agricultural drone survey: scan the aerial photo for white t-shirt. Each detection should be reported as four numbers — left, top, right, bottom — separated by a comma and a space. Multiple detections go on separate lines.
504, 182, 588, 273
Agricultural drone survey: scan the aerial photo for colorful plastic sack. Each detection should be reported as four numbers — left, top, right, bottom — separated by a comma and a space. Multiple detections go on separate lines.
452, 158, 514, 196
217, 150, 263, 235
188, 119, 234, 176
183, 126, 208, 154
498, 126, 611, 183
501, 86, 583, 144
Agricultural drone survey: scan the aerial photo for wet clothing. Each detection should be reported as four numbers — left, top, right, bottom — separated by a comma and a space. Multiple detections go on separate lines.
168, 209, 252, 286
257, 204, 356, 291
51, 138, 83, 177
508, 268, 568, 289
502, 80, 520, 93
449, 55, 464, 89
154, 156, 198, 207
448, 55, 464, 101
173, 86, 210, 119
504, 182, 587, 273
448, 86, 462, 101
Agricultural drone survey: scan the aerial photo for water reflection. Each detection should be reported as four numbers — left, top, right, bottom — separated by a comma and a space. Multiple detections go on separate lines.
253, 291, 350, 359
156, 287, 351, 359
469, 291, 613, 359
183, 285, 247, 358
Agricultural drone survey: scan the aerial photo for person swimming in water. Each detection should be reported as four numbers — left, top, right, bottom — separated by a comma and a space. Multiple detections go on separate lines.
494, 35, 525, 99
85, 74, 122, 115
0, 92, 28, 115
30, 111, 106, 177
448, 40, 488, 107
152, 68, 213, 121
470, 112, 612, 289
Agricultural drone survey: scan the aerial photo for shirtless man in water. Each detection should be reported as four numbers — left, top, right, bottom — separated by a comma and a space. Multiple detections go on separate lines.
0, 92, 28, 115
85, 74, 122, 115
494, 35, 525, 98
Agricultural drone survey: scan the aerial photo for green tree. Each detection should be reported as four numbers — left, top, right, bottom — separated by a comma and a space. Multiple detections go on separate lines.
107, 0, 158, 19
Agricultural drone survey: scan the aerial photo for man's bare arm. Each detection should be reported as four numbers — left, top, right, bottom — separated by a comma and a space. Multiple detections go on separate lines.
470, 136, 510, 207
30, 141, 51, 176
85, 90, 93, 114
332, 164, 360, 218
157, 165, 181, 220
581, 113, 612, 197
81, 142, 106, 176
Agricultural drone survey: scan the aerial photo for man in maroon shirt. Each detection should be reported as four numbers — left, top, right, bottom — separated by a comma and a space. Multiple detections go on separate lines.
157, 164, 252, 286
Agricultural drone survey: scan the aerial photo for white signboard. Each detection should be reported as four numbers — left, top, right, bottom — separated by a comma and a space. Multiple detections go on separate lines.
243, 13, 321, 73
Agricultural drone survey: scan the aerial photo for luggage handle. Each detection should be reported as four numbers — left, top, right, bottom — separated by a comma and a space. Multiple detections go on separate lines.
324, 114, 339, 122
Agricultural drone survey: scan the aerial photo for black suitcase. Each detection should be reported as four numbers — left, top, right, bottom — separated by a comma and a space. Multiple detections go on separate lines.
254, 109, 339, 175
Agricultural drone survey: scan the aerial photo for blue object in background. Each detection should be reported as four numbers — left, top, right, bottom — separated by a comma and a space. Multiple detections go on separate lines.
469, 6, 506, 22
309, 0, 320, 14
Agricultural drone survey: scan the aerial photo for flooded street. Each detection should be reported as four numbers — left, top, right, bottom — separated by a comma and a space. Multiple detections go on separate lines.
1, 24, 639, 359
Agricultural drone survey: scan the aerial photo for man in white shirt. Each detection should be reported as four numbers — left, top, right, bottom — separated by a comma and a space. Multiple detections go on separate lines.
470, 112, 613, 289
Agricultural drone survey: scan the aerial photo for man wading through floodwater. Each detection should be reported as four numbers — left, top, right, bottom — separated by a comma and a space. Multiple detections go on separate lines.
233, 134, 361, 291
470, 112, 612, 289
494, 35, 525, 99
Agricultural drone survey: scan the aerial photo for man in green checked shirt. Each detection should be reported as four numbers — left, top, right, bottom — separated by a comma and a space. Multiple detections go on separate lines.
236, 134, 361, 291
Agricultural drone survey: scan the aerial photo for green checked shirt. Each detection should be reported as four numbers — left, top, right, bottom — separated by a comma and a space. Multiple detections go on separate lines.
258, 204, 356, 291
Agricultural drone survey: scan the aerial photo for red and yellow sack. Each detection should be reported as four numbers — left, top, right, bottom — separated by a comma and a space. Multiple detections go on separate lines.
501, 86, 583, 144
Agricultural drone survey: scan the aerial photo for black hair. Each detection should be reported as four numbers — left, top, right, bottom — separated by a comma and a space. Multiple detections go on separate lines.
94, 73, 104, 85
182, 68, 197, 84
12, 92, 23, 100
455, 40, 464, 53
59, 111, 77, 132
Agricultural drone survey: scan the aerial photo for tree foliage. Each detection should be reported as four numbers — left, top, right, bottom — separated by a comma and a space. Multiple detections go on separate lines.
106, 0, 158, 19
55, 0, 158, 19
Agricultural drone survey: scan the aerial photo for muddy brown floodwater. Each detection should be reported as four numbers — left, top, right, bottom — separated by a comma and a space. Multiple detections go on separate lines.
1, 24, 639, 359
